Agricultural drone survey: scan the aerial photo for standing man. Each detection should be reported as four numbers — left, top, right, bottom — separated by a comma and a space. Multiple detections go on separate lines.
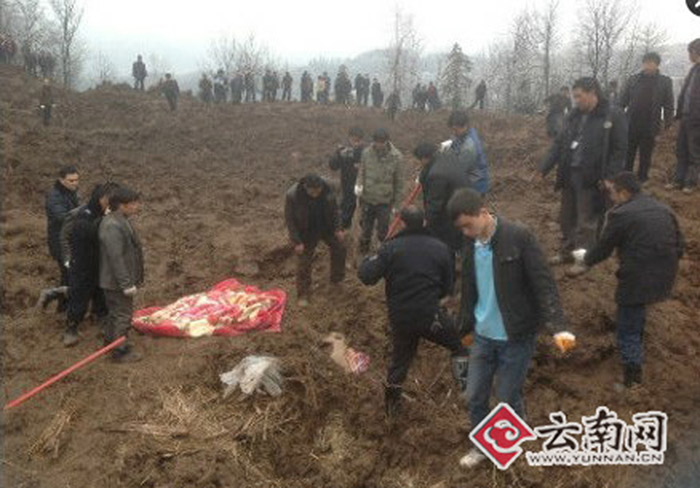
63, 182, 120, 346
99, 187, 144, 363
285, 174, 346, 307
230, 72, 244, 104
447, 188, 575, 468
371, 78, 383, 108
162, 73, 180, 111
567, 172, 683, 389
544, 86, 572, 139
471, 80, 487, 110
39, 78, 54, 126
357, 129, 403, 255
199, 74, 213, 104
244, 71, 256, 102
358, 206, 470, 417
42, 166, 80, 311
668, 38, 700, 194
132, 55, 147, 91
539, 77, 627, 269
282, 71, 293, 101
329, 127, 366, 231
386, 92, 401, 121
443, 110, 490, 195
619, 52, 674, 184
415, 141, 469, 252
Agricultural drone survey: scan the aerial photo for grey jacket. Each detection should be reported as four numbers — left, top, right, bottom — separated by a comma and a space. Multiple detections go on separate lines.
98, 211, 144, 291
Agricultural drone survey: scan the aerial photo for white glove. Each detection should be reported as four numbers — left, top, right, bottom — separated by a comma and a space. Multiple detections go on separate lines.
572, 248, 587, 265
63, 260, 70, 269
123, 286, 138, 297
354, 184, 363, 197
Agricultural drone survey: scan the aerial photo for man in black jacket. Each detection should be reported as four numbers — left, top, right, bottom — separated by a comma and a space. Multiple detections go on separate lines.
447, 188, 576, 468
567, 172, 683, 388
358, 206, 469, 416
619, 52, 674, 183
328, 127, 365, 230
41, 165, 80, 311
63, 182, 120, 347
414, 141, 469, 252
540, 77, 627, 268
668, 38, 700, 194
285, 174, 346, 307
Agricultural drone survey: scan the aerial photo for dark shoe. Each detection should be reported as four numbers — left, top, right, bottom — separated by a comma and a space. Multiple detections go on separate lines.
384, 386, 402, 418
623, 363, 642, 388
112, 347, 143, 363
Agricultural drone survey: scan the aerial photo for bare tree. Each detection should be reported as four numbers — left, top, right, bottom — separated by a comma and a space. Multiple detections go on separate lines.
49, 0, 83, 88
440, 43, 472, 109
236, 34, 270, 76
638, 23, 669, 53
578, 0, 633, 87
13, 0, 47, 49
90, 50, 114, 86
207, 34, 238, 74
147, 53, 171, 86
385, 6, 422, 100
536, 0, 560, 98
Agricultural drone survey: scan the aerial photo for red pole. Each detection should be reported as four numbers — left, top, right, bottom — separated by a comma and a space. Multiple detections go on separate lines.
386, 182, 422, 240
4, 336, 127, 410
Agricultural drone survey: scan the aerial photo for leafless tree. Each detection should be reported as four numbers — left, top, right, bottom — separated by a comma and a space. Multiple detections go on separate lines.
535, 0, 560, 99
13, 0, 48, 49
147, 53, 171, 86
90, 49, 114, 86
207, 34, 238, 74
577, 0, 633, 87
385, 6, 422, 100
236, 34, 270, 76
49, 0, 84, 88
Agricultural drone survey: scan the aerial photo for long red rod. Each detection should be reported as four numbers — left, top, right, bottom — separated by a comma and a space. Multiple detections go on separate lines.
4, 336, 127, 410
385, 182, 422, 240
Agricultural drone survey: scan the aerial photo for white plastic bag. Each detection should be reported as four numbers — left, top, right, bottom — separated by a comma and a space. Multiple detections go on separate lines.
220, 356, 283, 398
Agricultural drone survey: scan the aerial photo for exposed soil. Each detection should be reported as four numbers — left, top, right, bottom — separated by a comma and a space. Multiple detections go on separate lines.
2, 64, 699, 488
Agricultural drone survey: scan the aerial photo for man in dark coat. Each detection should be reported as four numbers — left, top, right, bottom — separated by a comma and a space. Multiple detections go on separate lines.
162, 73, 180, 111
668, 38, 700, 194
99, 187, 144, 363
539, 77, 628, 269
447, 188, 575, 469
282, 71, 293, 101
41, 166, 80, 311
567, 172, 684, 388
358, 206, 469, 417
471, 80, 487, 110
371, 78, 383, 108
619, 52, 675, 183
132, 55, 147, 91
328, 127, 366, 230
63, 182, 120, 346
230, 73, 244, 104
285, 174, 346, 307
544, 86, 572, 139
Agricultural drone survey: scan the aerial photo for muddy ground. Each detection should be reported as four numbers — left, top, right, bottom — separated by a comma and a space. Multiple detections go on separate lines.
1, 65, 699, 487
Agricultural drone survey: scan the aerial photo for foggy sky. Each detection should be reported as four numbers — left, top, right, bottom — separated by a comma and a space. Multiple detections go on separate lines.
81, 0, 700, 76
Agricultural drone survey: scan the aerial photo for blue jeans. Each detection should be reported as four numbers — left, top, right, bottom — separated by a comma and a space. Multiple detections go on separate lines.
466, 334, 536, 428
617, 305, 646, 366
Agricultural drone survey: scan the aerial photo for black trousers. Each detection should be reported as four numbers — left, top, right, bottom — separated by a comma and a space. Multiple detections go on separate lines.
559, 170, 603, 253
674, 119, 700, 189
296, 235, 346, 298
626, 129, 656, 182
388, 311, 464, 387
67, 271, 107, 324
339, 189, 357, 230
359, 203, 391, 253
166, 94, 178, 111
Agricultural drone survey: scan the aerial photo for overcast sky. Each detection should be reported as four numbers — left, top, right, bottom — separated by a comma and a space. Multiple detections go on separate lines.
81, 0, 700, 76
